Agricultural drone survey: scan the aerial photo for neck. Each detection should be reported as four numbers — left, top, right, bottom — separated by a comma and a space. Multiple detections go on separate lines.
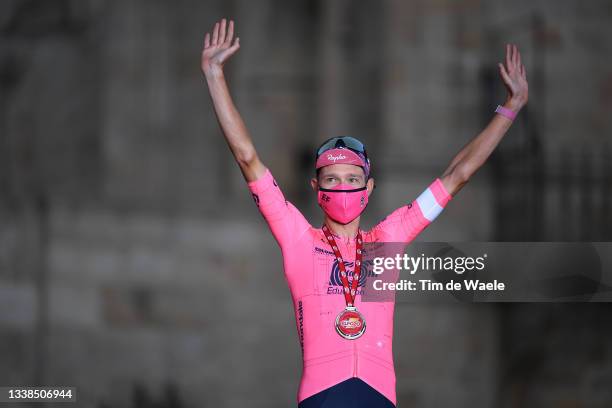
324, 216, 361, 239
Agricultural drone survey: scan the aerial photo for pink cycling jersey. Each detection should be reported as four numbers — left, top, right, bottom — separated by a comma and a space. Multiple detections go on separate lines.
247, 168, 452, 405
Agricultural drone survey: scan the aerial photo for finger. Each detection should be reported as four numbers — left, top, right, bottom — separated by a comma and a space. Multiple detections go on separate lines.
219, 18, 227, 44
505, 44, 511, 70
204, 32, 210, 48
516, 47, 522, 67
513, 44, 519, 67
212, 22, 219, 45
520, 64, 527, 79
499, 62, 511, 84
230, 37, 240, 52
226, 20, 234, 44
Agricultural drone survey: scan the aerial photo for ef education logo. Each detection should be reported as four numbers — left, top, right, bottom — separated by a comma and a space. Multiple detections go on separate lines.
327, 259, 375, 295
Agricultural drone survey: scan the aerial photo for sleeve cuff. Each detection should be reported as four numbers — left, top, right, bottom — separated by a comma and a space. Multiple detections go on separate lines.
247, 167, 274, 193
431, 178, 452, 207
414, 178, 452, 223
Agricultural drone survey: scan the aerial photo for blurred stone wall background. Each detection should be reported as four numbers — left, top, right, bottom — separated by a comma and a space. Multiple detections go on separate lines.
1, 0, 612, 407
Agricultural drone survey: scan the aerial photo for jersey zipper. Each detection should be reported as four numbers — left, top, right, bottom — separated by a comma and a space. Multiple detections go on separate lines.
353, 341, 358, 377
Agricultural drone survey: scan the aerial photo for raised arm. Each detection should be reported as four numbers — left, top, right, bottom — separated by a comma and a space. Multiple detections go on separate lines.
201, 18, 265, 182
440, 43, 529, 196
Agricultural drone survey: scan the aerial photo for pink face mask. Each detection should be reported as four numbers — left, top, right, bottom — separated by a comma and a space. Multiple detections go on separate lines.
317, 184, 369, 224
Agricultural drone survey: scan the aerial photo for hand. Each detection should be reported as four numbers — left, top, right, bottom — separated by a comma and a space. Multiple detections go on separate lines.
498, 43, 528, 110
201, 18, 240, 77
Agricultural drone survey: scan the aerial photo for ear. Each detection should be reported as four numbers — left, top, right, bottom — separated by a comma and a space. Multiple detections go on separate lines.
366, 177, 375, 196
310, 177, 319, 192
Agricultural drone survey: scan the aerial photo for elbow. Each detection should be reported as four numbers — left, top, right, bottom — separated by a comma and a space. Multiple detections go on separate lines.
445, 162, 472, 185
454, 165, 471, 185
236, 149, 258, 168
441, 164, 471, 197
451, 165, 472, 191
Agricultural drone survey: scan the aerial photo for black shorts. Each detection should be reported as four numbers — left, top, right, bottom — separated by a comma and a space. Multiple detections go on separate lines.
297, 378, 396, 408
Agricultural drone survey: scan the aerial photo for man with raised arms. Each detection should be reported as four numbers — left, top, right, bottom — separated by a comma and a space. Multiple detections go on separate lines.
201, 17, 528, 408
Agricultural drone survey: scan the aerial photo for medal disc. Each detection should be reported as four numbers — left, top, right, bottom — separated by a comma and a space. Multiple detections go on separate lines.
335, 307, 366, 340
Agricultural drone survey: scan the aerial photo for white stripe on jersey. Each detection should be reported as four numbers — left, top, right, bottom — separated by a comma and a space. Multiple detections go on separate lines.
416, 187, 444, 222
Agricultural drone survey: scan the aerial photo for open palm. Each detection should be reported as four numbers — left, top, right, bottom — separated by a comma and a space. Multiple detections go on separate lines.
201, 18, 240, 76
498, 43, 528, 107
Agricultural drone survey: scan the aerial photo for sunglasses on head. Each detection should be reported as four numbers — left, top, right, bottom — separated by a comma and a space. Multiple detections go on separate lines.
316, 136, 368, 160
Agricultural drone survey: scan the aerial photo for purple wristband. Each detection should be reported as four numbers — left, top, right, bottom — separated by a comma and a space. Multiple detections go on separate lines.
495, 105, 517, 121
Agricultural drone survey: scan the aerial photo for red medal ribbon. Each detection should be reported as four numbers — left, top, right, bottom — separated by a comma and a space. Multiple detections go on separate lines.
321, 224, 363, 307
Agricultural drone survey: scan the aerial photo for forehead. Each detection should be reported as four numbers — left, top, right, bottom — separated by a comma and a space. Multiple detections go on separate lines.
318, 164, 365, 177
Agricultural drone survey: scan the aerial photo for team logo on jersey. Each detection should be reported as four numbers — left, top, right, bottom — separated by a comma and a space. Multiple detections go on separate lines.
329, 260, 367, 288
